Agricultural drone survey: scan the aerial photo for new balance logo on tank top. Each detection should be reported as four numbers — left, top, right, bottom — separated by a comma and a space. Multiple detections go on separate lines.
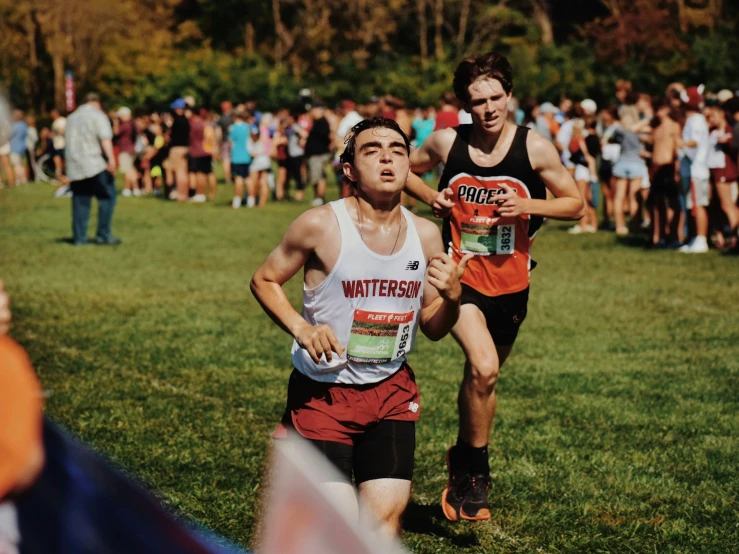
439, 125, 546, 297
291, 199, 426, 385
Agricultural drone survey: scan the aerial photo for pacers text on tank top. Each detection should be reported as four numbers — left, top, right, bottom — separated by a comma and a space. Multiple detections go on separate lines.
439, 124, 546, 297
291, 199, 427, 385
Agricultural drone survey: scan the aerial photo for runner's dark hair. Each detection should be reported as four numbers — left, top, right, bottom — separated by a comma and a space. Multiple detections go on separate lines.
340, 116, 410, 168
453, 52, 513, 103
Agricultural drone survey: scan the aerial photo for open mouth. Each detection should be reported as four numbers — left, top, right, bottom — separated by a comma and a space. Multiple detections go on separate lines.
380, 168, 395, 179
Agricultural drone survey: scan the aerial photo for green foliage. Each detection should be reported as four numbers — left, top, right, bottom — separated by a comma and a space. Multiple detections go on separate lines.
687, 23, 739, 91
4, 0, 739, 112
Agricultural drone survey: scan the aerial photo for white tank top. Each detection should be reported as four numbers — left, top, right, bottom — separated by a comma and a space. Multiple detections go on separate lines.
291, 199, 427, 385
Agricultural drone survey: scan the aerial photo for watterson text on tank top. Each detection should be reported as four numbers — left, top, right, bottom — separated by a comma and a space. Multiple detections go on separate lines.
342, 279, 423, 299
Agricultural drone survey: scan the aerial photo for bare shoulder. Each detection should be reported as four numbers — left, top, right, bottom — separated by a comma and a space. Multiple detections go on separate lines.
410, 213, 443, 255
285, 204, 337, 248
426, 127, 458, 155
526, 128, 560, 170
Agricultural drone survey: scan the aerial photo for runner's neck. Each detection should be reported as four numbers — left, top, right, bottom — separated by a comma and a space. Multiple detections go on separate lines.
469, 121, 513, 156
352, 192, 403, 228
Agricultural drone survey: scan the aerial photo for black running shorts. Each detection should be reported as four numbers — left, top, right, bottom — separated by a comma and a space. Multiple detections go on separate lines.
460, 285, 529, 346
309, 420, 416, 484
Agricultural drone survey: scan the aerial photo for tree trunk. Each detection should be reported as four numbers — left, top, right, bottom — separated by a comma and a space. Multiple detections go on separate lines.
531, 0, 553, 45
675, 0, 687, 31
52, 49, 65, 112
24, 9, 41, 110
601, 0, 624, 17
245, 22, 255, 55
456, 0, 470, 55
272, 0, 282, 68
416, 0, 428, 69
433, 0, 443, 60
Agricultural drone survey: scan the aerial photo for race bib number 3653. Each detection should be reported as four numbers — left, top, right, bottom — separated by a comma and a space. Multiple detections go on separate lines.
347, 310, 414, 363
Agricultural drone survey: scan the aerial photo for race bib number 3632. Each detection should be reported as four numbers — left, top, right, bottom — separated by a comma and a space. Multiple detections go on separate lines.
460, 215, 515, 256
347, 310, 414, 364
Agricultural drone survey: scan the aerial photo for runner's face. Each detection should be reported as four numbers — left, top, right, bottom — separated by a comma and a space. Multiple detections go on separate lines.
345, 127, 409, 195
466, 78, 511, 135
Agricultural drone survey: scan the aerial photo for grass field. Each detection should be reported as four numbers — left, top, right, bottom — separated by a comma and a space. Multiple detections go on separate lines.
2, 179, 738, 553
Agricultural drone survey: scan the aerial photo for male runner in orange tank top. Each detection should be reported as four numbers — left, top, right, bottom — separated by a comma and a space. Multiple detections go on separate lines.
405, 52, 585, 521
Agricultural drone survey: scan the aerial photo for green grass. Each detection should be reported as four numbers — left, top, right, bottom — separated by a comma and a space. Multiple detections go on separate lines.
2, 178, 738, 553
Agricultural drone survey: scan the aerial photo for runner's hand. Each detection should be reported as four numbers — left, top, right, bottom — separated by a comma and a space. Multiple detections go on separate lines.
427, 252, 473, 303
432, 188, 455, 218
0, 280, 11, 335
294, 323, 345, 364
107, 159, 117, 174
496, 181, 528, 218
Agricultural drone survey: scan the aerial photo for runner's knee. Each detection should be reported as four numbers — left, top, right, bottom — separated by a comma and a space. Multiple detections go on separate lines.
466, 358, 499, 395
371, 499, 407, 534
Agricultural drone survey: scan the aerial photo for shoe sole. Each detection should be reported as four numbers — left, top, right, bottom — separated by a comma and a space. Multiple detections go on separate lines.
441, 449, 460, 521
460, 506, 491, 521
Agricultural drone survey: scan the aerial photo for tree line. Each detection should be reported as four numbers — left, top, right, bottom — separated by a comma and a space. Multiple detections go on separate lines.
0, 0, 736, 113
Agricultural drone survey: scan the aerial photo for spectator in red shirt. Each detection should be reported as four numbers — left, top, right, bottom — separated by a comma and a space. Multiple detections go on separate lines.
434, 92, 460, 131
114, 107, 139, 197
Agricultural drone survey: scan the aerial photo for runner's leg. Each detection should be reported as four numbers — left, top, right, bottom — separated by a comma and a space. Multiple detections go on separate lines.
453, 305, 506, 447
358, 479, 411, 537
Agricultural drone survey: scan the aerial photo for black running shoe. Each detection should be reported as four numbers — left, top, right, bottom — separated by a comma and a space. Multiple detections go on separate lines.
441, 447, 492, 521
459, 474, 491, 521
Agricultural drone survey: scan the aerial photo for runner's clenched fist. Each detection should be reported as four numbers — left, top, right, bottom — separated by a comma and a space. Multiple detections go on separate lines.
426, 253, 473, 303
294, 322, 345, 364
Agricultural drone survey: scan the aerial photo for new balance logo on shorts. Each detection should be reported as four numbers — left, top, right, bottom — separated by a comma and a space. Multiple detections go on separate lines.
406, 261, 419, 270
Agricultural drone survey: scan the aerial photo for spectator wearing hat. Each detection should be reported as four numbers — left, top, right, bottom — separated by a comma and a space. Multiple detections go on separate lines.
114, 107, 139, 197
538, 101, 560, 139
522, 99, 552, 142
716, 89, 734, 105
64, 93, 120, 245
167, 99, 190, 201
677, 85, 710, 253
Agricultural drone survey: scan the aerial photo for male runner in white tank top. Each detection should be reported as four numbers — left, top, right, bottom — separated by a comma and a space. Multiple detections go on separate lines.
251, 117, 472, 537
404, 52, 585, 522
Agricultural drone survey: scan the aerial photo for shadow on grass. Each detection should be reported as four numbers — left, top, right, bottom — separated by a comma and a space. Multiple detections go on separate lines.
403, 501, 479, 547
55, 237, 78, 245
615, 234, 650, 248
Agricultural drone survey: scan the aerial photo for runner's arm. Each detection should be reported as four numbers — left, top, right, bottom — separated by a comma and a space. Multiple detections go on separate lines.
404, 131, 445, 205
405, 130, 457, 216
524, 132, 585, 220
250, 208, 345, 362
404, 172, 438, 205
415, 218, 470, 341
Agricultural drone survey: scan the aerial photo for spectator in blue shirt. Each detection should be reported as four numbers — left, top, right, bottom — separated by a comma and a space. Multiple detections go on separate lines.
229, 110, 252, 209
10, 110, 28, 185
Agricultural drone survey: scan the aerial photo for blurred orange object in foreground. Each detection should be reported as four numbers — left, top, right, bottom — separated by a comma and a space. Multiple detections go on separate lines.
0, 336, 43, 499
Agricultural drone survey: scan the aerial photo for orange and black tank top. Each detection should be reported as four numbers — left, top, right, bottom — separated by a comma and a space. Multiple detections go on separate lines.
439, 124, 546, 297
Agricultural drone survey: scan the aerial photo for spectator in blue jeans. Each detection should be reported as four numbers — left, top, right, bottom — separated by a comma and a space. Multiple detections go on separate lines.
64, 93, 120, 245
